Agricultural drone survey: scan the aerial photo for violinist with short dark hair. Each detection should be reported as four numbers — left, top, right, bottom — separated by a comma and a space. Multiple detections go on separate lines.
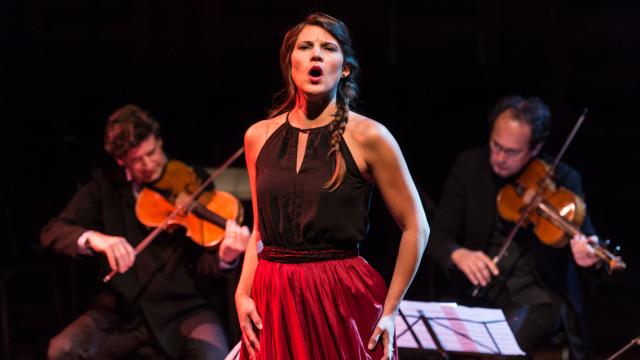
41, 104, 250, 359
428, 96, 605, 359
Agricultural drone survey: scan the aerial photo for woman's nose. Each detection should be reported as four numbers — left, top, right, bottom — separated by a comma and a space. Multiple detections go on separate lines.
310, 46, 322, 60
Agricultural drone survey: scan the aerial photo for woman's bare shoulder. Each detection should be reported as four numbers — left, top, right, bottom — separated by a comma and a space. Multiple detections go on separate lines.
245, 115, 287, 143
347, 112, 392, 148
244, 114, 287, 161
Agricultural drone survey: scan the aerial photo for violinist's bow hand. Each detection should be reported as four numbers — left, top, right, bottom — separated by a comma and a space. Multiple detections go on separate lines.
87, 231, 136, 273
451, 248, 499, 287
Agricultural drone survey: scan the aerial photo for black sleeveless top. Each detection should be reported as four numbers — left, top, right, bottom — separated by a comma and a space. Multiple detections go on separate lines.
256, 118, 374, 251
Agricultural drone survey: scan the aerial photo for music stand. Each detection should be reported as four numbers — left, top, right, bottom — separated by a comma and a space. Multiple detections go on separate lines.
605, 336, 640, 360
224, 340, 241, 360
396, 300, 525, 358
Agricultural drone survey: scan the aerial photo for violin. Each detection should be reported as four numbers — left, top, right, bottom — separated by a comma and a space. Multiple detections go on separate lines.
103, 147, 245, 283
136, 159, 244, 247
496, 158, 626, 272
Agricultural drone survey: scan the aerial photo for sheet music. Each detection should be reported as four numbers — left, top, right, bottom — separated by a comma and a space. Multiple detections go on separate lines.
397, 314, 437, 349
487, 321, 524, 355
396, 300, 525, 356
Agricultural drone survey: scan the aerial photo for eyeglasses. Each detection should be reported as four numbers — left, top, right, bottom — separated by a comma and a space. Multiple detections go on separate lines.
489, 139, 526, 158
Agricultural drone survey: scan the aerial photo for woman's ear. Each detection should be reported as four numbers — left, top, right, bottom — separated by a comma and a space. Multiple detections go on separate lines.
342, 65, 351, 78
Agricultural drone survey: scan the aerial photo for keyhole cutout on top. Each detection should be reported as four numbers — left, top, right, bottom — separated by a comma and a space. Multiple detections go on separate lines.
296, 130, 310, 175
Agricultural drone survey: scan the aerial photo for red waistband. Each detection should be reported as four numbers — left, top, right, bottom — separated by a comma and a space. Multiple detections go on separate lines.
259, 246, 359, 263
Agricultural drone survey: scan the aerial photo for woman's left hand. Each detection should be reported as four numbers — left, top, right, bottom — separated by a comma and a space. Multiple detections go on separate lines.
368, 313, 396, 360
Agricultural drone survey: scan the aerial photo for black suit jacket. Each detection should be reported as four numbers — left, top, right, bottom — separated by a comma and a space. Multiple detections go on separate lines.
428, 147, 597, 353
41, 164, 228, 358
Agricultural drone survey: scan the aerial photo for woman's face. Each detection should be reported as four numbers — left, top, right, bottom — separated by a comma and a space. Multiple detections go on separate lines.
290, 25, 349, 99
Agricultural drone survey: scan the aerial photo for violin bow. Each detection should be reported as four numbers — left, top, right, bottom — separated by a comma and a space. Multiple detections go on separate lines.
103, 146, 245, 283
472, 108, 588, 296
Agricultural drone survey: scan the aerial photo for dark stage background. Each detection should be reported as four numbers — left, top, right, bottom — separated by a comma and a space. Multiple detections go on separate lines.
2, 0, 639, 359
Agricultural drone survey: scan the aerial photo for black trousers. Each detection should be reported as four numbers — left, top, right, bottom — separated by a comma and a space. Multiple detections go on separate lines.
47, 307, 229, 360
505, 303, 562, 355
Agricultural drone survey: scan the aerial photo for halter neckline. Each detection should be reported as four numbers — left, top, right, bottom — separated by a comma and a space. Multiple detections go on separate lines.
285, 112, 333, 133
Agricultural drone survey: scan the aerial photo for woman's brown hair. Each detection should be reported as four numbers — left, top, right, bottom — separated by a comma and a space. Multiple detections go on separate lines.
269, 13, 360, 191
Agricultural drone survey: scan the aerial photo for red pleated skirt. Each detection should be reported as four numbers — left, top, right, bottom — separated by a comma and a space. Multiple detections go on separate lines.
240, 255, 397, 360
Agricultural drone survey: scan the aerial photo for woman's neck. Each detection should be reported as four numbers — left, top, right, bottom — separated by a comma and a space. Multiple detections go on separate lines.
291, 93, 339, 128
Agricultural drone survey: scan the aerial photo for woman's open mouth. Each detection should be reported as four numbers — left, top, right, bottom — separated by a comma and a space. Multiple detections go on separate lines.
308, 66, 323, 83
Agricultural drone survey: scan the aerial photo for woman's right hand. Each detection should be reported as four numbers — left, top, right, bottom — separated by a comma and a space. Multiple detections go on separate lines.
236, 293, 262, 358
